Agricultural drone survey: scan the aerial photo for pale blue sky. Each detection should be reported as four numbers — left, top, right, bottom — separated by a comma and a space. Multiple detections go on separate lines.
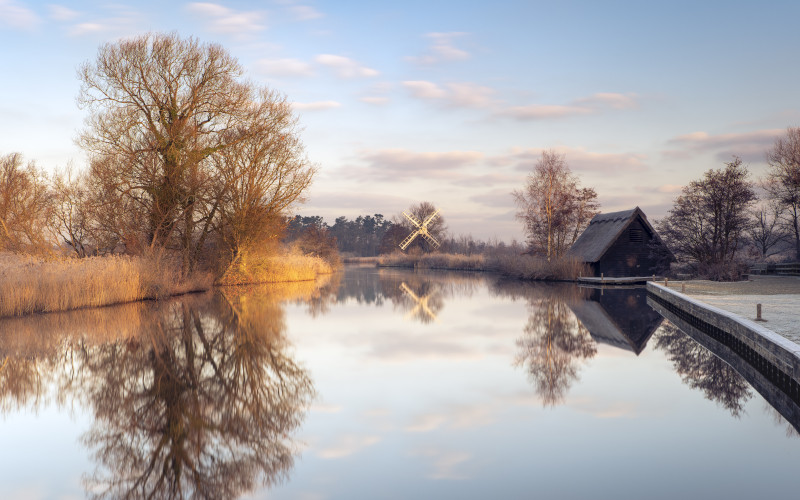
2, 0, 799, 240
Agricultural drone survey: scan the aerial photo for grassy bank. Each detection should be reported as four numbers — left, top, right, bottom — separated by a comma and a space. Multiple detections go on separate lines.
0, 253, 213, 318
0, 248, 335, 318
376, 251, 587, 280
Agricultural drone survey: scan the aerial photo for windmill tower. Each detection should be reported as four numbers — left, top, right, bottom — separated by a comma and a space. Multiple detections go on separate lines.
399, 208, 441, 250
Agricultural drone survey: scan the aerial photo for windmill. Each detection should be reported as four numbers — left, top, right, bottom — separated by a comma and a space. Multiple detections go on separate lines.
399, 208, 441, 250
399, 282, 438, 323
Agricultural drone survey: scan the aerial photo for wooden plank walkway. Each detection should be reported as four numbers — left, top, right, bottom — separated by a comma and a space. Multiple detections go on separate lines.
577, 276, 658, 285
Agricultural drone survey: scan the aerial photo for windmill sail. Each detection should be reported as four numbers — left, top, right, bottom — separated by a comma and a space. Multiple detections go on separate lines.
399, 208, 441, 250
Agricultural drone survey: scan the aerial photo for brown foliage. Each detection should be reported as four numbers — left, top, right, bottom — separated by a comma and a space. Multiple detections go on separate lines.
0, 153, 53, 253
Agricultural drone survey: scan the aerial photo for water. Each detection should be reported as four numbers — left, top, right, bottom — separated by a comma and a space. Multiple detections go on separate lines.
1, 265, 798, 499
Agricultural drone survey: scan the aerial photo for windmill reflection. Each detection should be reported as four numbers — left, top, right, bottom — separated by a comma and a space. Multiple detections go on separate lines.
78, 291, 315, 499
399, 281, 440, 323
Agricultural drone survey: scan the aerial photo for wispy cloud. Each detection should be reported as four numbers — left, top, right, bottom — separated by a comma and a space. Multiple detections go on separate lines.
47, 4, 79, 21
315, 54, 378, 78
407, 32, 470, 65
66, 5, 141, 37
402, 80, 495, 108
499, 92, 639, 121
287, 4, 323, 20
291, 100, 341, 111
186, 2, 266, 35
348, 148, 485, 182
664, 128, 781, 163
412, 448, 472, 480
255, 58, 314, 78
492, 146, 647, 173
316, 434, 381, 459
0, 0, 41, 30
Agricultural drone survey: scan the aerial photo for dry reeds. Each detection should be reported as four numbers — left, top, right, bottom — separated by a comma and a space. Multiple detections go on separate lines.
216, 249, 333, 286
0, 252, 213, 318
376, 251, 587, 281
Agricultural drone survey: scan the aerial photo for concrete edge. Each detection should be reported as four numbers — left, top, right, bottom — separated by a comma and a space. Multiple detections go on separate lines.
647, 282, 800, 381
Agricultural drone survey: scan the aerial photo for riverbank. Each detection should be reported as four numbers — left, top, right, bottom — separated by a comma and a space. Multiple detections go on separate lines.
0, 251, 333, 318
659, 275, 800, 344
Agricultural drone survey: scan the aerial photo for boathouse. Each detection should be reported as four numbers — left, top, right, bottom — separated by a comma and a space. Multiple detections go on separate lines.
567, 207, 672, 278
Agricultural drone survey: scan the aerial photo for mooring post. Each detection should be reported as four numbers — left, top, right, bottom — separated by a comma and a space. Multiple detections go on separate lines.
757, 303, 763, 321
664, 277, 669, 287
681, 283, 686, 293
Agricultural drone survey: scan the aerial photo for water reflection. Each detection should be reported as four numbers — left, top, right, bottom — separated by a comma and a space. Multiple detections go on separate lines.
0, 285, 316, 499
569, 286, 663, 354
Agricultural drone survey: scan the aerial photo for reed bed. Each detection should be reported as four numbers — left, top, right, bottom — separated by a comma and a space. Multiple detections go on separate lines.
376, 251, 587, 281
216, 250, 333, 286
0, 252, 212, 318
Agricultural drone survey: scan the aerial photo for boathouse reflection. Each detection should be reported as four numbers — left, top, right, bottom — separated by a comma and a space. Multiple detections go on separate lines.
568, 286, 663, 355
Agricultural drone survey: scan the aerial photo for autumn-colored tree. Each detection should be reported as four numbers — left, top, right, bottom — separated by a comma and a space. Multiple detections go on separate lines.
0, 153, 53, 253
512, 150, 599, 259
78, 32, 314, 274
764, 127, 800, 260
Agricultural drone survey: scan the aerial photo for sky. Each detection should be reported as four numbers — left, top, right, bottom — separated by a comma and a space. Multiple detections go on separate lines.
2, 0, 800, 241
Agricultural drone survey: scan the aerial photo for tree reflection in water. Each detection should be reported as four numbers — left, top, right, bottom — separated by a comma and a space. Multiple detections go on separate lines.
653, 322, 752, 417
0, 285, 316, 500
495, 282, 596, 407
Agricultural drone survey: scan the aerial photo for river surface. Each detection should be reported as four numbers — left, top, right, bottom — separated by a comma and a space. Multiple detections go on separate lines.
1, 265, 799, 499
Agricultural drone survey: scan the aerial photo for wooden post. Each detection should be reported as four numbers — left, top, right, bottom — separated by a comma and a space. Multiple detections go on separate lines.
681, 283, 685, 293
664, 277, 669, 287
757, 304, 763, 321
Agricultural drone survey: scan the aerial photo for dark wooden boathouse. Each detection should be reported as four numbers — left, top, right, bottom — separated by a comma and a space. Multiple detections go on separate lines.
566, 207, 672, 278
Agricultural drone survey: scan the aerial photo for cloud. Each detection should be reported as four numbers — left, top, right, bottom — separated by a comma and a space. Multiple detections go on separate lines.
316, 434, 381, 459
0, 0, 41, 30
48, 4, 79, 21
287, 4, 323, 20
499, 104, 592, 120
291, 100, 341, 111
407, 32, 470, 65
360, 96, 389, 105
493, 147, 647, 173
186, 2, 266, 35
255, 58, 314, 77
315, 54, 378, 78
656, 184, 683, 193
402, 81, 495, 108
348, 148, 485, 182
574, 92, 638, 110
412, 448, 472, 480
499, 92, 639, 121
664, 128, 782, 163
66, 5, 141, 37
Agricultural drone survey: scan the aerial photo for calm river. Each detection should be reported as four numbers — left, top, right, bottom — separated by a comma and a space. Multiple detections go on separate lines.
1, 265, 798, 499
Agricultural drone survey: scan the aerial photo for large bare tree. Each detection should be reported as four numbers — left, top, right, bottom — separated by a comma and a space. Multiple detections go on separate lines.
765, 127, 800, 260
512, 150, 599, 259
658, 157, 756, 276
77, 32, 314, 273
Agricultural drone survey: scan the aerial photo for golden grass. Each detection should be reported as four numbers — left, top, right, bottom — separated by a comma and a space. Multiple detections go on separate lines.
0, 252, 213, 318
376, 251, 587, 281
378, 252, 486, 271
216, 249, 333, 286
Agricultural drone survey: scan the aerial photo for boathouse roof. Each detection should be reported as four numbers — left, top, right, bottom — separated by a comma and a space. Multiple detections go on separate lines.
566, 206, 658, 263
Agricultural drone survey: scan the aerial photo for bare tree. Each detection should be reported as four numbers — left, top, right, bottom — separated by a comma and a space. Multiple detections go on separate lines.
658, 157, 756, 277
765, 127, 800, 260
749, 203, 788, 259
512, 150, 599, 260
0, 153, 53, 253
51, 166, 92, 257
77, 32, 314, 274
